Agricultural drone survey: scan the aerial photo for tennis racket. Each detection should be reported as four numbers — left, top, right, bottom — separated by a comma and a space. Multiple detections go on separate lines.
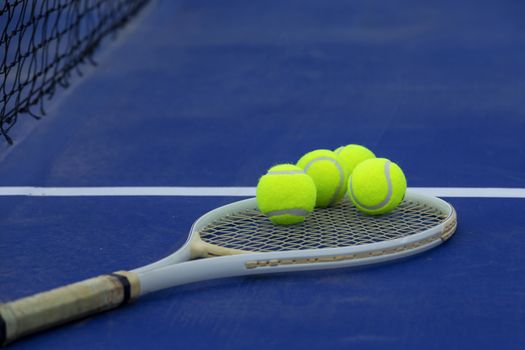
0, 189, 456, 345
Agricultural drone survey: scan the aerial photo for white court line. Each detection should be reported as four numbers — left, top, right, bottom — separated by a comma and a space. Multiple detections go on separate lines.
0, 187, 524, 198
0, 187, 256, 197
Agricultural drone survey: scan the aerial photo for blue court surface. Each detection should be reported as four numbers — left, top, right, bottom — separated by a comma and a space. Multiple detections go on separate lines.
1, 0, 525, 349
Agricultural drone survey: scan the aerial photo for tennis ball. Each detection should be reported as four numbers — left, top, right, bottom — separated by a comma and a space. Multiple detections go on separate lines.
296, 149, 348, 208
256, 164, 317, 225
348, 158, 407, 215
334, 144, 375, 175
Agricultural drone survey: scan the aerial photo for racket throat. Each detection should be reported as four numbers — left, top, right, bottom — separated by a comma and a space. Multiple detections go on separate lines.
190, 237, 250, 259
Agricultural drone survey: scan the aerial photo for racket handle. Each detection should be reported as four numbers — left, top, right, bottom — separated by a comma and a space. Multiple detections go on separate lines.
0, 271, 140, 346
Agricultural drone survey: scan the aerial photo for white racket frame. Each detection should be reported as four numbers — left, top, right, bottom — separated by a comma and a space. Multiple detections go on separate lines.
134, 189, 457, 295
0, 190, 456, 345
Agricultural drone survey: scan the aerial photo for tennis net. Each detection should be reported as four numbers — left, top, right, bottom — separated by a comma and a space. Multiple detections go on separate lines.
0, 0, 150, 144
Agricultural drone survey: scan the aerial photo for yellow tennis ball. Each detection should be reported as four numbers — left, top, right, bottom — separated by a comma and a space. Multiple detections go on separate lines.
256, 164, 317, 225
334, 144, 375, 175
296, 149, 348, 208
348, 158, 407, 215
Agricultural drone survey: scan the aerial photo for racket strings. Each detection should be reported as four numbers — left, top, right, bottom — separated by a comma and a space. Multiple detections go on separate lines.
198, 199, 448, 252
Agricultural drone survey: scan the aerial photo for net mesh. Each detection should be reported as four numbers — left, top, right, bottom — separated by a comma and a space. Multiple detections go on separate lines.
199, 198, 450, 252
0, 0, 150, 144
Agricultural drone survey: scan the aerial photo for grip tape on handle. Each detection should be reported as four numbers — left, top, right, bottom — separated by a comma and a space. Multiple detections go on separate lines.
0, 271, 140, 346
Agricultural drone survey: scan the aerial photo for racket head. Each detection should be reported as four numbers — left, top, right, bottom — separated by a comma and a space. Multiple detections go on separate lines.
135, 190, 456, 293
185, 189, 456, 270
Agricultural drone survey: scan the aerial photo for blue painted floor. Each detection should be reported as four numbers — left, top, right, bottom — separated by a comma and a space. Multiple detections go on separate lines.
1, 0, 525, 349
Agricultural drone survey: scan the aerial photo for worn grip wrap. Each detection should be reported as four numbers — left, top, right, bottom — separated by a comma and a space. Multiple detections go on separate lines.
0, 271, 140, 346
